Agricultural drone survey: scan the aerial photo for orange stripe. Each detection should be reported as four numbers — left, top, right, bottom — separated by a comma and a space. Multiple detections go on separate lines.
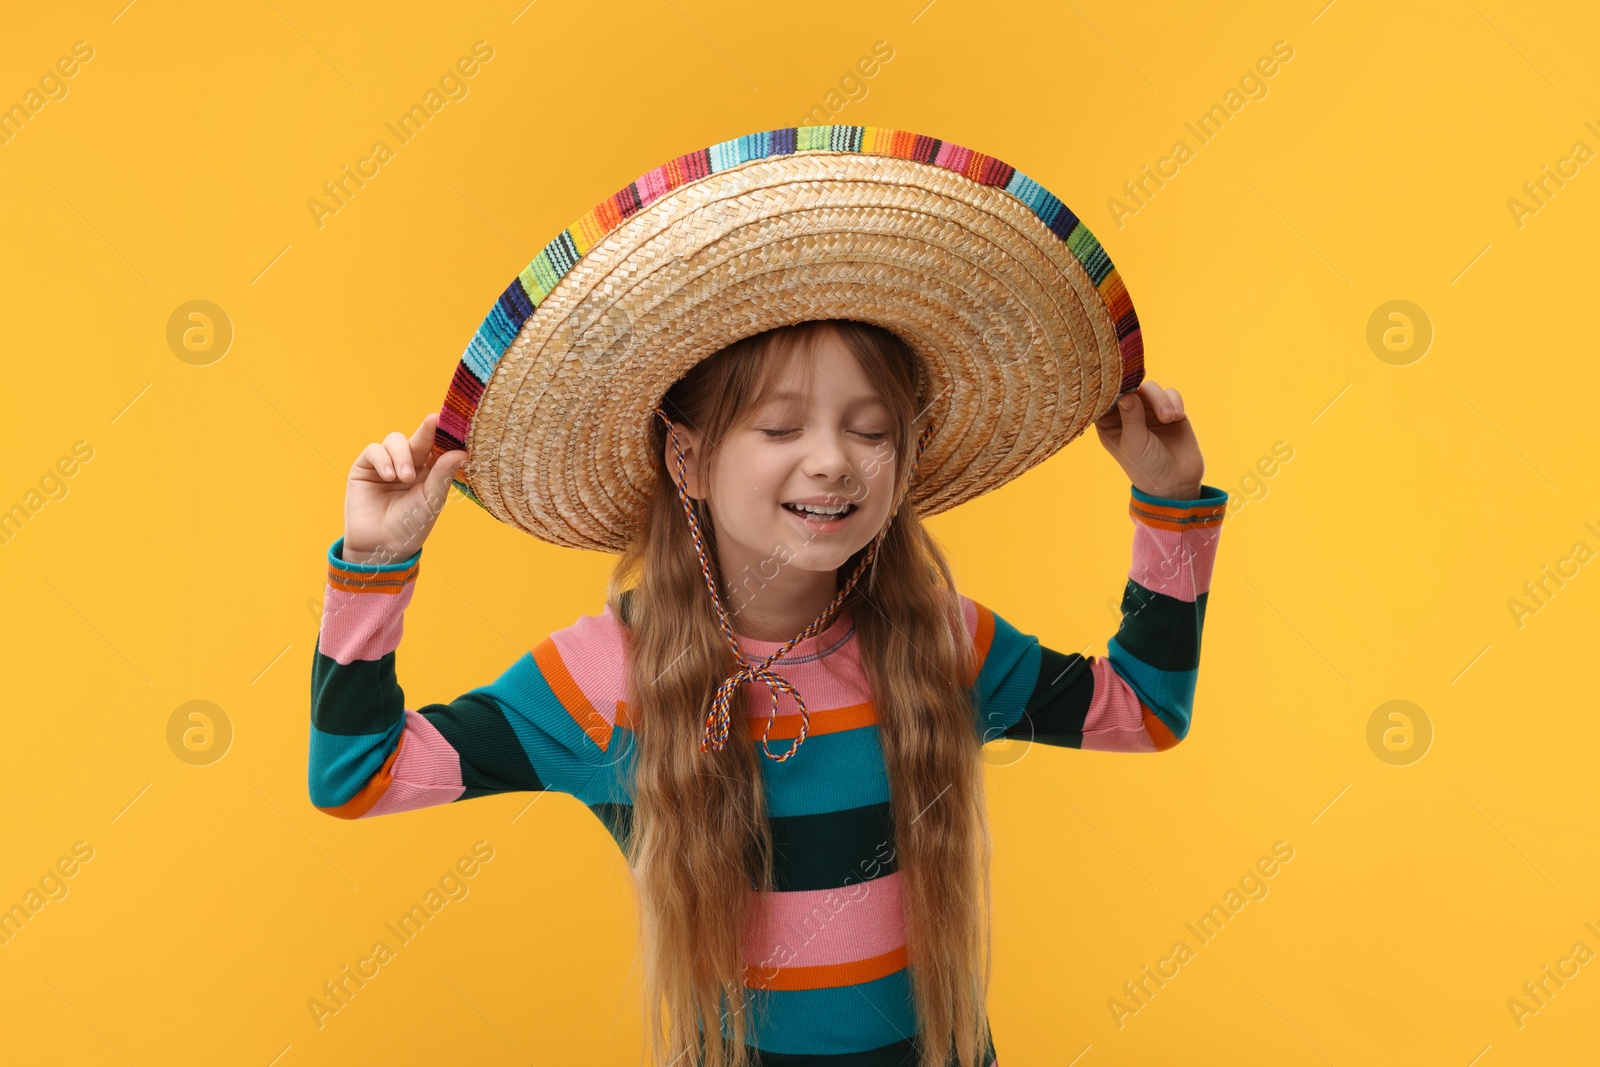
744, 944, 908, 991
1100, 271, 1133, 321
316, 733, 404, 819
1128, 496, 1227, 532
531, 639, 613, 752
963, 601, 996, 689
1140, 704, 1181, 751
327, 562, 418, 593
614, 700, 879, 740
741, 700, 877, 740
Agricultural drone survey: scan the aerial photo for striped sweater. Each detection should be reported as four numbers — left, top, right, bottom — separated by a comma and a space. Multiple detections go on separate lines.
308, 482, 1228, 1065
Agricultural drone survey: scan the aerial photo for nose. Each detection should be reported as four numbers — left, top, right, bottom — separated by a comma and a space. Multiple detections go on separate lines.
801, 428, 859, 490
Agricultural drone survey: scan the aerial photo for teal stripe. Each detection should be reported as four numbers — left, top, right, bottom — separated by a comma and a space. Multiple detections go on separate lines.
1002, 171, 1049, 216
462, 330, 501, 382
476, 654, 607, 796
574, 726, 634, 807
708, 137, 742, 172
1104, 635, 1197, 740
972, 609, 1041, 739
328, 536, 418, 573
739, 131, 771, 162
1130, 482, 1229, 508
759, 725, 891, 817
479, 301, 518, 354
308, 719, 403, 808
738, 968, 918, 1055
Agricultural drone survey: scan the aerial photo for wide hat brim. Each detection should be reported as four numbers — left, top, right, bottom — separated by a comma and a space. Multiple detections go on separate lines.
431, 125, 1145, 553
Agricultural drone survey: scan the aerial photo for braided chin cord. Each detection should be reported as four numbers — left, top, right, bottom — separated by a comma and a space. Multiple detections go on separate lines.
652, 406, 936, 762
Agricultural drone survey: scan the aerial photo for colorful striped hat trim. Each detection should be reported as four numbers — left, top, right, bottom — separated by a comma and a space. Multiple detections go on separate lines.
431, 124, 1144, 538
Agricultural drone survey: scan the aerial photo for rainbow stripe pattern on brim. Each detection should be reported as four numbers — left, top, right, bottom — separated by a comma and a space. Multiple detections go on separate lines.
431, 124, 1143, 514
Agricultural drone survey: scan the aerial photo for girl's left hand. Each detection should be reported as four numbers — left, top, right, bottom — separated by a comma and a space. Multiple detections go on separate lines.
1092, 379, 1206, 500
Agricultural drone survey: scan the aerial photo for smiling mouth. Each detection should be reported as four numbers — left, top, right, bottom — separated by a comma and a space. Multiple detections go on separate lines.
782, 502, 858, 520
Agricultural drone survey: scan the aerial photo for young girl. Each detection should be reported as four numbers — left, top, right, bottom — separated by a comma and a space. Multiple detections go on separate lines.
309, 317, 1225, 1067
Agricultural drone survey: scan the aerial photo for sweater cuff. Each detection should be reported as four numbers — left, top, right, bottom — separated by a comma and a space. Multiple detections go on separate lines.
327, 536, 421, 593
1126, 484, 1226, 597
1128, 483, 1228, 531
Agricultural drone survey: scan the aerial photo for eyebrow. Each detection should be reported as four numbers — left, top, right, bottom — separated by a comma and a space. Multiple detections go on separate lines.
761, 391, 888, 408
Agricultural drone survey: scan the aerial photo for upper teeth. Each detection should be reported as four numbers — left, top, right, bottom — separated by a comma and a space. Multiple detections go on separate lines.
789, 502, 849, 515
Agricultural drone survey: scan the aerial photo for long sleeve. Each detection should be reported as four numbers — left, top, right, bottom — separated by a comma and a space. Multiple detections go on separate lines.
964, 482, 1227, 752
307, 537, 625, 818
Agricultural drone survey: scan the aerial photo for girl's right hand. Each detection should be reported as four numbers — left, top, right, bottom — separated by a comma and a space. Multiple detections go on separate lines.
342, 412, 469, 565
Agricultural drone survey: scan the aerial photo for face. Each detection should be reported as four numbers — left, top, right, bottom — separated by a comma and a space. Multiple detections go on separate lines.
667, 328, 900, 610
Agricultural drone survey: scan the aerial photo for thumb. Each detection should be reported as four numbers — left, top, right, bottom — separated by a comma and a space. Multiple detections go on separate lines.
423, 450, 469, 508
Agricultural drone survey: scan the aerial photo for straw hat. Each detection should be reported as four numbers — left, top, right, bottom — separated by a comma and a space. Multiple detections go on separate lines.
430, 124, 1145, 554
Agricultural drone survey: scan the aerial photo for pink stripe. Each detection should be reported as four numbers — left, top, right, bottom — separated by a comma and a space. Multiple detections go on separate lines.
317, 580, 416, 664
439, 403, 472, 442
1120, 325, 1144, 361
958, 593, 979, 646
549, 607, 630, 726
1080, 659, 1156, 752
635, 164, 671, 206
364, 710, 467, 816
738, 648, 872, 716
934, 141, 972, 174
1127, 519, 1221, 602
743, 871, 907, 971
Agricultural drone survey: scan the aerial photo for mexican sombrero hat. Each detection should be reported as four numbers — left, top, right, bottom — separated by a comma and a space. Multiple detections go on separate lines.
430, 124, 1145, 554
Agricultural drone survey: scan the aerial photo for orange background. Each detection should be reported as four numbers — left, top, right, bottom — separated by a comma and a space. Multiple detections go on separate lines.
2, 1, 1598, 1063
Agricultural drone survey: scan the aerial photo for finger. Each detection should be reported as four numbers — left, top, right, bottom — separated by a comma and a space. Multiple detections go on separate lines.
407, 412, 440, 470
382, 432, 416, 482
1136, 380, 1178, 422
356, 441, 398, 480
1166, 387, 1185, 420
423, 449, 469, 508
1117, 390, 1150, 451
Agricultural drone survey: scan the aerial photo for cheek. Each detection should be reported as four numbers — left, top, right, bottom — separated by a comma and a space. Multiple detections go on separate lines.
855, 453, 897, 507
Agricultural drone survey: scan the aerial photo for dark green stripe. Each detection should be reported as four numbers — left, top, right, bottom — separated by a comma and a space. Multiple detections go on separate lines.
742, 1037, 919, 1066
771, 801, 896, 892
420, 692, 544, 796
1000, 646, 1093, 748
584, 800, 899, 893
1113, 581, 1208, 672
311, 649, 401, 736
692, 1026, 996, 1065
589, 801, 633, 854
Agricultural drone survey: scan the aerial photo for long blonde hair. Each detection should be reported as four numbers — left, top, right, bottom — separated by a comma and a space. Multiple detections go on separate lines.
607, 319, 993, 1067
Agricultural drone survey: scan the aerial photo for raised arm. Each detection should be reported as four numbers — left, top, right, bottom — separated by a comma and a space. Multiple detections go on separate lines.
308, 537, 622, 817
967, 482, 1227, 752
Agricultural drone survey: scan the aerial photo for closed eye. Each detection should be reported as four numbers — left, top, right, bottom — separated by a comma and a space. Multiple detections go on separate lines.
759, 429, 888, 440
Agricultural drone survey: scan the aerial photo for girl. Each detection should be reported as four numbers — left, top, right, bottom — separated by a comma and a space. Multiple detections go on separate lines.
309, 317, 1225, 1067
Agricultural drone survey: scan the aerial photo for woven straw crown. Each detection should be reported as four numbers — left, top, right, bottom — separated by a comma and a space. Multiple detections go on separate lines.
429, 125, 1145, 553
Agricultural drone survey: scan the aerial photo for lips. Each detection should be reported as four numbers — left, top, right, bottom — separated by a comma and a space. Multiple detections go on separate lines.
783, 502, 857, 518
